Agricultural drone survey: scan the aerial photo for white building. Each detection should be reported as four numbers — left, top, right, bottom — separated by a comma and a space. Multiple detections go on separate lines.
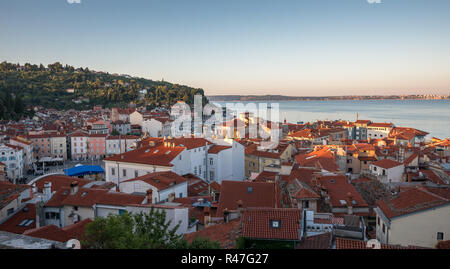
112, 121, 131, 135
142, 118, 172, 138
206, 138, 245, 183
375, 186, 450, 248
106, 135, 139, 156
369, 159, 404, 183
103, 137, 213, 185
9, 137, 34, 172
130, 111, 144, 126
126, 203, 195, 234
367, 123, 394, 139
119, 171, 188, 202
0, 144, 24, 181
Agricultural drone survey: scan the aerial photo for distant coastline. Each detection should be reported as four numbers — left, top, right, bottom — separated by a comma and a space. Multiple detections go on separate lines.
207, 94, 450, 102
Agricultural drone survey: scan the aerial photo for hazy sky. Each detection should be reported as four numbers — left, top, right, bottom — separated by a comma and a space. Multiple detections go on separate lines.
1, 0, 450, 96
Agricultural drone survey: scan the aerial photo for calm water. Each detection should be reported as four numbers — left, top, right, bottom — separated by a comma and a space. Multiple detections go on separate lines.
213, 99, 450, 139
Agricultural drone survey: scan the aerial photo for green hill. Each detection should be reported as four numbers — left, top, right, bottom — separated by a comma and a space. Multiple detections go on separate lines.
0, 61, 207, 119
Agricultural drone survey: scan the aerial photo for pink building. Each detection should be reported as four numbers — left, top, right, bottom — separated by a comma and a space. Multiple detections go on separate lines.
87, 134, 107, 160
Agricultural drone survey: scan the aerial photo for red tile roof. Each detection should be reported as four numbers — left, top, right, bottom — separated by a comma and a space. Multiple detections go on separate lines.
241, 208, 302, 241
318, 175, 369, 208
0, 204, 36, 234
296, 232, 332, 249
23, 225, 71, 243
377, 186, 450, 219
217, 181, 279, 215
208, 145, 231, 154
104, 144, 184, 167
295, 146, 339, 172
371, 159, 403, 169
45, 188, 145, 207
368, 122, 393, 128
336, 237, 425, 249
121, 171, 187, 191
184, 219, 241, 249
34, 175, 92, 193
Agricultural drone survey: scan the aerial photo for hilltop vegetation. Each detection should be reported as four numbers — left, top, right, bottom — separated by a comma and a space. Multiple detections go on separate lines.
0, 61, 207, 116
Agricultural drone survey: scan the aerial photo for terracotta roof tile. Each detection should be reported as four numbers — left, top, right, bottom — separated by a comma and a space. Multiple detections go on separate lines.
241, 208, 302, 240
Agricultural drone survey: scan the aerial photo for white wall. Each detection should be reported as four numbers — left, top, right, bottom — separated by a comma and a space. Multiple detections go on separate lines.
376, 204, 450, 248
126, 205, 191, 235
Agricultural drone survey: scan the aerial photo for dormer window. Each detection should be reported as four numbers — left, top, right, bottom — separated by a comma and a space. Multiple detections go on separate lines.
270, 220, 281, 228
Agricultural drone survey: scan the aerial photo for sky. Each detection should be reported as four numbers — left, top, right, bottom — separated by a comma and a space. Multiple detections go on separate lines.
1, 0, 450, 96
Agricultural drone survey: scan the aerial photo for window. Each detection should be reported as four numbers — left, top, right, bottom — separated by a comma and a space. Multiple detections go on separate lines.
7, 208, 14, 216
210, 158, 214, 165
382, 223, 385, 233
123, 169, 127, 177
437, 232, 444, 241
135, 170, 139, 178
270, 220, 281, 228
111, 168, 115, 176
210, 171, 215, 180
303, 201, 310, 208
377, 217, 380, 225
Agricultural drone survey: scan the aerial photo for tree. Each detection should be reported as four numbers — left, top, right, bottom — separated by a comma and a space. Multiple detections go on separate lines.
82, 209, 184, 249
14, 94, 25, 115
188, 236, 221, 249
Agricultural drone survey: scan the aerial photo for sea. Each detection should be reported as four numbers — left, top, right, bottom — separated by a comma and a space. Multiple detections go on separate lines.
212, 99, 450, 139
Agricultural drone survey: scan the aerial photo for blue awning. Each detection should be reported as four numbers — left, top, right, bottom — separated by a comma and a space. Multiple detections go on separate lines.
64, 165, 105, 177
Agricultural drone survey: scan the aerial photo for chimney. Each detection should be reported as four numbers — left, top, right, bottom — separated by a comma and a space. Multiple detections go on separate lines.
204, 207, 211, 227
70, 182, 79, 195
146, 189, 153, 204
223, 208, 230, 223
168, 192, 175, 203
236, 200, 243, 218
347, 192, 353, 215
43, 182, 52, 201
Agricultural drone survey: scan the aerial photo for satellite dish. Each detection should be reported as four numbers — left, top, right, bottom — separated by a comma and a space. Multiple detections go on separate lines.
366, 239, 381, 249
66, 239, 81, 249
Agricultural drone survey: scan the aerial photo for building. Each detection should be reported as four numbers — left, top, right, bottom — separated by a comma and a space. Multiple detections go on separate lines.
9, 137, 34, 172
0, 144, 24, 181
142, 118, 172, 138
0, 181, 33, 223
317, 175, 370, 217
119, 171, 188, 203
367, 122, 394, 139
103, 137, 213, 184
375, 186, 450, 248
42, 182, 146, 228
206, 139, 245, 183
105, 135, 139, 156
27, 132, 68, 161
126, 203, 193, 235
369, 159, 404, 183
70, 132, 88, 161
241, 208, 302, 248
111, 121, 131, 135
217, 180, 280, 219
87, 134, 107, 160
